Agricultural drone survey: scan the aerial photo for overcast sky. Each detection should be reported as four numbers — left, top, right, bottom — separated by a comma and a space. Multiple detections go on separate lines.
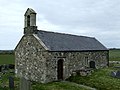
0, 0, 120, 50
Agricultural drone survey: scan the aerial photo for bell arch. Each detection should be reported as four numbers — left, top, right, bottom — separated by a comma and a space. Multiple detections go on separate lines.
24, 8, 36, 28
27, 15, 30, 27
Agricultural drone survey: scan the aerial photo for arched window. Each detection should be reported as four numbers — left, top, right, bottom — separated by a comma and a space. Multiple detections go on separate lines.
27, 15, 30, 27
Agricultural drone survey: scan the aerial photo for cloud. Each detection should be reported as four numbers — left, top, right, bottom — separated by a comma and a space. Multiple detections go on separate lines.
34, 0, 120, 48
0, 0, 120, 49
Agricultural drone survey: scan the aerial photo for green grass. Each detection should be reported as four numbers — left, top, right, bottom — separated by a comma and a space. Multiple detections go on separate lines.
0, 54, 14, 65
68, 68, 120, 90
0, 50, 120, 89
0, 73, 89, 90
0, 71, 19, 90
32, 82, 89, 90
109, 49, 120, 61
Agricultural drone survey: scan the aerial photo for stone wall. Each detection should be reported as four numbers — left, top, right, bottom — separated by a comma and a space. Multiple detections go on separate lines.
45, 51, 109, 82
15, 35, 48, 83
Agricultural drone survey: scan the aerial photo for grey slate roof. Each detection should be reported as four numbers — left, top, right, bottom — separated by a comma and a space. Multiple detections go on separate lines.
37, 30, 108, 51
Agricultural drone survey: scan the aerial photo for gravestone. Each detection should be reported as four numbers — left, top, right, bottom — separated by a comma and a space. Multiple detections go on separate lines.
9, 64, 15, 69
9, 76, 14, 90
3, 64, 9, 70
0, 76, 2, 80
114, 66, 120, 69
110, 71, 116, 77
0, 65, 2, 72
2, 65, 9, 74
20, 77, 31, 90
116, 71, 120, 78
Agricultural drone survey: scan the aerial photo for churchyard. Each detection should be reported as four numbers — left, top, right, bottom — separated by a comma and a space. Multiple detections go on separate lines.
0, 49, 120, 90
109, 49, 120, 61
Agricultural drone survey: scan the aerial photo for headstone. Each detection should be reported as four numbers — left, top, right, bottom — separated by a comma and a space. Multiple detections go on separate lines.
0, 76, 2, 80
110, 71, 116, 77
116, 71, 120, 78
9, 64, 15, 69
20, 77, 31, 90
2, 65, 8, 72
4, 64, 9, 70
114, 66, 120, 69
9, 76, 14, 90
0, 65, 2, 72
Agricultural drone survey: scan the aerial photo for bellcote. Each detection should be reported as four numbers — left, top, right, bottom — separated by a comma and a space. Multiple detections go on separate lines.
24, 8, 37, 34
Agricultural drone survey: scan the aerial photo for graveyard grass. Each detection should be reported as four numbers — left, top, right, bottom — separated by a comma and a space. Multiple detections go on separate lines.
0, 54, 14, 65
109, 49, 120, 61
0, 49, 120, 90
0, 71, 19, 90
1, 67, 120, 90
32, 82, 89, 90
68, 67, 120, 90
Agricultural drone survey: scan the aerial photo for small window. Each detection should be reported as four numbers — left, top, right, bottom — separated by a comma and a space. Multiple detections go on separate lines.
85, 57, 88, 65
27, 15, 30, 26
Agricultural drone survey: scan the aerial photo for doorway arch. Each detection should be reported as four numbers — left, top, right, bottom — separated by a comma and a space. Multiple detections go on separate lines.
89, 61, 96, 68
57, 59, 63, 80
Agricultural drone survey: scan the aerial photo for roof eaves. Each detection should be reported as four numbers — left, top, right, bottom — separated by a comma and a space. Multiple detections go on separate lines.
48, 49, 109, 52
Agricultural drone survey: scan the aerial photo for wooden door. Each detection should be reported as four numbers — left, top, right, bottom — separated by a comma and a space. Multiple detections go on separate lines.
57, 59, 63, 80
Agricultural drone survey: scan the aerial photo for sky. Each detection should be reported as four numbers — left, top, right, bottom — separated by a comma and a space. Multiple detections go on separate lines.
0, 0, 120, 50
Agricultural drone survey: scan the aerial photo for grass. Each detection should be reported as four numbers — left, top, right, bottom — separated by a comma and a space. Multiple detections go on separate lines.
2, 68, 120, 90
0, 50, 120, 89
0, 71, 19, 90
109, 49, 120, 61
68, 68, 120, 90
0, 73, 89, 90
0, 54, 14, 65
32, 82, 89, 90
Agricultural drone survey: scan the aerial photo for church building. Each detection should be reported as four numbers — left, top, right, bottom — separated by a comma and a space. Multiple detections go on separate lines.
15, 8, 109, 83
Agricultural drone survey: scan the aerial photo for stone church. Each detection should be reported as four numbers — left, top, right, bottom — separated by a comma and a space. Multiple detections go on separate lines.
15, 8, 109, 83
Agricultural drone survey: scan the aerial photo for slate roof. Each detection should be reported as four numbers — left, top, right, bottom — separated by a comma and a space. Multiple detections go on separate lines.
37, 30, 108, 51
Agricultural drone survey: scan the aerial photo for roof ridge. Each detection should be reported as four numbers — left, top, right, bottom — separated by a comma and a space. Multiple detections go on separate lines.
38, 29, 94, 39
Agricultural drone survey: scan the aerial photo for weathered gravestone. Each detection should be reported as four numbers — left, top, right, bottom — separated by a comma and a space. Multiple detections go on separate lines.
116, 71, 120, 78
110, 71, 116, 77
0, 65, 2, 72
2, 65, 9, 74
9, 64, 15, 69
9, 76, 14, 90
3, 64, 9, 70
20, 77, 31, 90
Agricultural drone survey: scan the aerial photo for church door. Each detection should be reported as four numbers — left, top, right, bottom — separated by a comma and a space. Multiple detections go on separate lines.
57, 59, 63, 80
89, 61, 96, 68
